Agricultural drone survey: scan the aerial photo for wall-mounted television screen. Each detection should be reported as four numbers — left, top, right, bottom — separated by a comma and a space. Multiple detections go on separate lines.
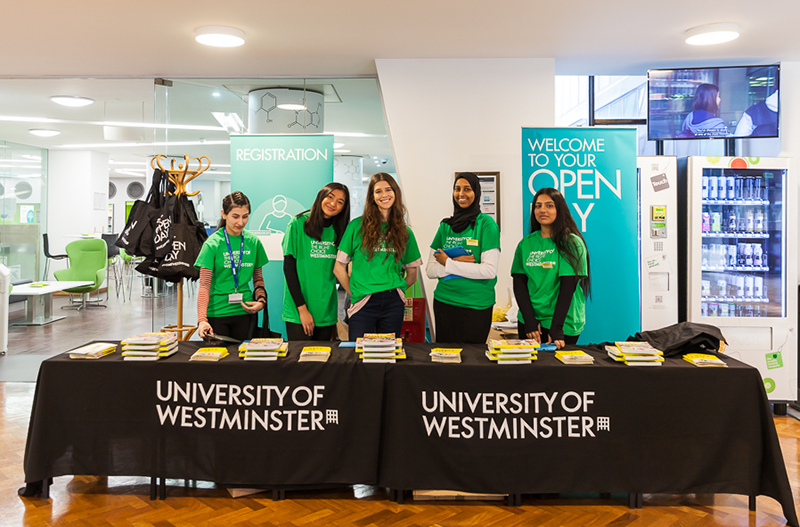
648, 64, 779, 140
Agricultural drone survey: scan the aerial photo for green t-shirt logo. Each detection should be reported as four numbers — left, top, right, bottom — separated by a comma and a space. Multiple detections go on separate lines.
309, 240, 335, 259
525, 248, 556, 268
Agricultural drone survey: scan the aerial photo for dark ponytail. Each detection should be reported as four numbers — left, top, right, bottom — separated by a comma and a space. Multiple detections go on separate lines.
217, 191, 251, 229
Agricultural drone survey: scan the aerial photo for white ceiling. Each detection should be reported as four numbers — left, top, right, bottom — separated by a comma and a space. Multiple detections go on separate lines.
2, 0, 797, 77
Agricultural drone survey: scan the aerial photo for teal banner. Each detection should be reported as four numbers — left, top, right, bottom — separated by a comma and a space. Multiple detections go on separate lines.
521, 128, 639, 343
231, 135, 334, 336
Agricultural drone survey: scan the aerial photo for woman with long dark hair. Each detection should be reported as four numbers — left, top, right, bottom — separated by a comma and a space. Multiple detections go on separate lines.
426, 172, 500, 343
511, 188, 590, 349
195, 191, 269, 341
333, 173, 422, 340
282, 183, 350, 341
678, 83, 727, 138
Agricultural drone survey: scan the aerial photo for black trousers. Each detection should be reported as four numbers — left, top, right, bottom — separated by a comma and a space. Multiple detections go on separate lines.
285, 322, 336, 341
207, 314, 256, 342
433, 299, 493, 344
517, 321, 580, 345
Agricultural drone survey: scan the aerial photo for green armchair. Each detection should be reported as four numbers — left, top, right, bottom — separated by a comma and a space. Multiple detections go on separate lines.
55, 238, 108, 310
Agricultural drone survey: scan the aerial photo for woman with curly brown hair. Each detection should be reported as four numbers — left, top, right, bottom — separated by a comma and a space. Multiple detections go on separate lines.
334, 173, 422, 340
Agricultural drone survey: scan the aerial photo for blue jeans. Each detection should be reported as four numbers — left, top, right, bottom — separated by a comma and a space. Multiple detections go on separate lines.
348, 290, 405, 341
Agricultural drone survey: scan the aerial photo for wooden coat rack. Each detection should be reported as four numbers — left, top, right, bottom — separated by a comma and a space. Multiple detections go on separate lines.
151, 154, 210, 341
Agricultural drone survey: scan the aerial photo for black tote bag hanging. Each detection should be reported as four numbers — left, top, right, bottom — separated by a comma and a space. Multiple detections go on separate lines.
115, 169, 165, 255
157, 196, 203, 282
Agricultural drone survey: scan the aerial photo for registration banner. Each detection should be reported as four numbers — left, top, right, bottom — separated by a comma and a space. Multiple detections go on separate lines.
521, 127, 639, 343
231, 135, 334, 336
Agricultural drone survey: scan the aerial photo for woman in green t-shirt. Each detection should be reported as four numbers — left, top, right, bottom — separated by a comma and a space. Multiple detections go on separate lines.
195, 191, 269, 341
334, 173, 422, 340
511, 187, 590, 349
282, 183, 350, 341
426, 172, 500, 343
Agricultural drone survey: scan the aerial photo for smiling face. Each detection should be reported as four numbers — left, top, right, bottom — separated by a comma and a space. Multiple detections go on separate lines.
222, 205, 250, 236
373, 180, 395, 215
321, 188, 347, 219
534, 194, 557, 227
453, 178, 475, 209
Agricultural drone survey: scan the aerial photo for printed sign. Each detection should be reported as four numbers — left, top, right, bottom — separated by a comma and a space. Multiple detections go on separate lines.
521, 128, 639, 343
231, 135, 334, 336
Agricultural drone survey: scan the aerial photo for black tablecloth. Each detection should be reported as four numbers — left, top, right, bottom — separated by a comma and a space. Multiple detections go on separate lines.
22, 341, 797, 526
379, 344, 797, 526
23, 341, 385, 486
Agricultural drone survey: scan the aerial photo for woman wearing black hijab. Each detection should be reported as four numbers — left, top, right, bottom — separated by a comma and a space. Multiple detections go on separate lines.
425, 172, 501, 343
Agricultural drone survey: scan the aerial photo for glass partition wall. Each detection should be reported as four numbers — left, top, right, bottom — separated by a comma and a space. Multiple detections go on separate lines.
0, 141, 47, 281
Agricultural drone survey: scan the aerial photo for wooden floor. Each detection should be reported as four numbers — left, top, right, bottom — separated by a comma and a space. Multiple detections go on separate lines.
4, 285, 800, 526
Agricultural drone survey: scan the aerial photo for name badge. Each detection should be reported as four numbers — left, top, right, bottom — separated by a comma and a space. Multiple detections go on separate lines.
466, 238, 479, 247
228, 293, 243, 304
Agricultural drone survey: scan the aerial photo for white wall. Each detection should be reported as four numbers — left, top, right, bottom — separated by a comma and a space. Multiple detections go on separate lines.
376, 58, 556, 318
109, 176, 146, 234
48, 150, 109, 273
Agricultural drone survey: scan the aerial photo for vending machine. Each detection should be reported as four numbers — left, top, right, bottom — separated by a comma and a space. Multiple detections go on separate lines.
638, 156, 679, 331
679, 156, 797, 402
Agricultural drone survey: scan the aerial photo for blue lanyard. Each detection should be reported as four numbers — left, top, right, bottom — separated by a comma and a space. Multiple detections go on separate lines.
223, 229, 245, 289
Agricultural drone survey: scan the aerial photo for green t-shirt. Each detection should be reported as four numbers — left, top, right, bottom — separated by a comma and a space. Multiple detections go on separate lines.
338, 217, 422, 304
510, 231, 587, 336
430, 213, 500, 309
194, 228, 269, 318
281, 212, 339, 326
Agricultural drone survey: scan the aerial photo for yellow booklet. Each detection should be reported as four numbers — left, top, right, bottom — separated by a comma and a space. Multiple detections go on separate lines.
190, 347, 229, 362
69, 342, 117, 359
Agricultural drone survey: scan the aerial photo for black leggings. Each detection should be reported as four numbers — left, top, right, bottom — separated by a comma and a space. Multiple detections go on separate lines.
517, 321, 580, 345
207, 314, 256, 342
285, 322, 336, 341
433, 299, 493, 344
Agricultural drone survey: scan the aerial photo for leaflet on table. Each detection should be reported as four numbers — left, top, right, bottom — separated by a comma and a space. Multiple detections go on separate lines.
555, 350, 595, 364
298, 346, 332, 362
436, 246, 470, 282
430, 348, 462, 363
68, 342, 117, 359
683, 353, 728, 367
189, 347, 229, 362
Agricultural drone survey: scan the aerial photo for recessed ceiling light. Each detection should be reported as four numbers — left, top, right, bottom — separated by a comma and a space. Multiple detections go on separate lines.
685, 23, 740, 45
333, 143, 345, 148
277, 103, 307, 111
212, 91, 221, 98
51, 95, 94, 107
372, 156, 378, 159
195, 26, 245, 47
334, 149, 351, 153
29, 129, 61, 137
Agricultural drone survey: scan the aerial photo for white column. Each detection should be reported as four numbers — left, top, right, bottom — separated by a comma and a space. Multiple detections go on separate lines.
47, 150, 109, 273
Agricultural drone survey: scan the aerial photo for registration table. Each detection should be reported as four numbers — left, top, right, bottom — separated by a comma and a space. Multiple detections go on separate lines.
22, 341, 798, 526
10, 281, 93, 326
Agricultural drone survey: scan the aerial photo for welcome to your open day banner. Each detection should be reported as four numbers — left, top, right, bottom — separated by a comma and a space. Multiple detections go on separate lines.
521, 127, 639, 344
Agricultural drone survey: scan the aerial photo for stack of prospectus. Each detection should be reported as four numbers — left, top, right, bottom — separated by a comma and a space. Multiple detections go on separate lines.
356, 333, 406, 363
121, 332, 178, 361
606, 342, 664, 366
485, 339, 539, 364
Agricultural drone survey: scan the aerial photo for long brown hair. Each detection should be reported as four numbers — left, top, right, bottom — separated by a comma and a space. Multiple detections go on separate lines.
361, 173, 408, 262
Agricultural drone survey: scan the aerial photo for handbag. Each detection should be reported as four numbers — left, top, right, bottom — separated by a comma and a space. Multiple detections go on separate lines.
157, 195, 206, 282
115, 169, 165, 255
